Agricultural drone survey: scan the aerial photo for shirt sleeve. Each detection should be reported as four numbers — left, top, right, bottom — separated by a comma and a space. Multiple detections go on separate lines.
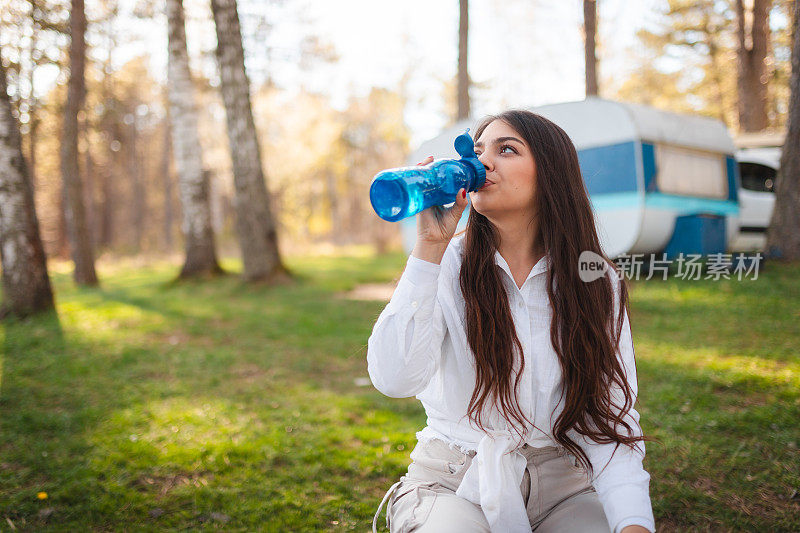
615, 516, 656, 533
366, 252, 449, 398
572, 274, 656, 533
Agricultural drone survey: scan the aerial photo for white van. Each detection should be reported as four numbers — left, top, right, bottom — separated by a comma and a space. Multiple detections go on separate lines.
731, 132, 782, 252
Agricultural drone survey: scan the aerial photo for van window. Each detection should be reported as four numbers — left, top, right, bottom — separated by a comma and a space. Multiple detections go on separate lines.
738, 162, 776, 193
655, 144, 728, 199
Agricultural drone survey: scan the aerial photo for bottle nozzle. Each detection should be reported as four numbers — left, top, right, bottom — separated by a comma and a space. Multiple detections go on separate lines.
454, 129, 486, 191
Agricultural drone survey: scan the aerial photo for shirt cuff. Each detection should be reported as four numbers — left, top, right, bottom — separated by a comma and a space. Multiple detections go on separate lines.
597, 481, 655, 533
615, 516, 656, 533
404, 253, 442, 286
383, 253, 442, 319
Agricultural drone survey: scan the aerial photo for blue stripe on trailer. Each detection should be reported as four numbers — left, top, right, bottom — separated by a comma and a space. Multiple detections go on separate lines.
590, 191, 739, 215
641, 142, 657, 192
726, 155, 739, 202
589, 192, 642, 210
646, 192, 739, 215
577, 141, 638, 195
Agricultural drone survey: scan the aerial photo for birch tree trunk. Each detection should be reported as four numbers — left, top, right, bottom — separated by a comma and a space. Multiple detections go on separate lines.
166, 0, 223, 277
0, 53, 55, 319
210, 0, 290, 282
736, 0, 772, 132
584, 0, 599, 97
766, 0, 800, 259
60, 0, 98, 285
457, 0, 470, 121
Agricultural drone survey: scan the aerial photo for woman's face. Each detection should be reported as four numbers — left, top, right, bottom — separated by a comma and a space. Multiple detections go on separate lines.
470, 119, 537, 220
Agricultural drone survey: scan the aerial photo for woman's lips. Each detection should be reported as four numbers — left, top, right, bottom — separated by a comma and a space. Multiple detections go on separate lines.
478, 179, 495, 191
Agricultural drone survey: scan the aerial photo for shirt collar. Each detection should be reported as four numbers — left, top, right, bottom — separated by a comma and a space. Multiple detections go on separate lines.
493, 250, 551, 289
453, 234, 550, 286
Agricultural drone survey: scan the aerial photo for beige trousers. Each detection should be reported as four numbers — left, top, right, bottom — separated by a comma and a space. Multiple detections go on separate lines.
373, 437, 611, 533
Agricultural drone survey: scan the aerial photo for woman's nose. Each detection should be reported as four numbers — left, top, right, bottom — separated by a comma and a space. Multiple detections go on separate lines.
478, 152, 492, 171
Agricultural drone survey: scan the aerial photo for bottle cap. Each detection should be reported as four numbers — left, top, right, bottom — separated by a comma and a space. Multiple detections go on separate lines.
454, 129, 487, 191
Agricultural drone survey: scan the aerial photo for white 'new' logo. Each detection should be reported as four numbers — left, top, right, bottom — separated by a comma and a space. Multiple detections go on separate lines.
578, 250, 615, 282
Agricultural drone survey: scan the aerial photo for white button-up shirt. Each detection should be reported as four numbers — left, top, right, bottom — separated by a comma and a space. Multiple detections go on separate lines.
367, 233, 655, 533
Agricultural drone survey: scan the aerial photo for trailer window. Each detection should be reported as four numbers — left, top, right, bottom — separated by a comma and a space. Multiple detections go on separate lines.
655, 144, 728, 199
738, 162, 776, 193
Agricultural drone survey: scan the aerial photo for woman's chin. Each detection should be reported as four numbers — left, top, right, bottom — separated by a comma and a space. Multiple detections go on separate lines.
470, 197, 530, 219
469, 200, 497, 216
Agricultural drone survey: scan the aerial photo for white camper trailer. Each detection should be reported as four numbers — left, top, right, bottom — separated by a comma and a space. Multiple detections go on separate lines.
400, 97, 742, 260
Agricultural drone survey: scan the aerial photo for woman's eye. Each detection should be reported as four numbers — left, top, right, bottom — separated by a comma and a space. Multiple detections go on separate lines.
500, 145, 516, 154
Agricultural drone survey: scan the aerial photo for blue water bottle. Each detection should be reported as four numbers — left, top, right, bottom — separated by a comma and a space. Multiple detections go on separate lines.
369, 129, 486, 222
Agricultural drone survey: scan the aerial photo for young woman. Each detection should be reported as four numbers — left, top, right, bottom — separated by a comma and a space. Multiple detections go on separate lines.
367, 110, 655, 533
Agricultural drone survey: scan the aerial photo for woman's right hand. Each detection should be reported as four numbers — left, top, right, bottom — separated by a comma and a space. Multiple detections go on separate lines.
414, 155, 470, 246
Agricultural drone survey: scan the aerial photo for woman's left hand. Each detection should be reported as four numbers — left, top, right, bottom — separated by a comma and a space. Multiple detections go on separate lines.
620, 526, 651, 533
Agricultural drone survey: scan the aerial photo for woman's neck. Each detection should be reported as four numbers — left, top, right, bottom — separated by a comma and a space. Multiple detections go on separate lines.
491, 214, 544, 268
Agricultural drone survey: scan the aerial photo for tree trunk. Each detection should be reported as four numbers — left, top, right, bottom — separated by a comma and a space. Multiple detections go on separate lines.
0, 53, 55, 319
166, 0, 223, 277
128, 114, 146, 251
83, 131, 97, 248
584, 0, 599, 97
766, 0, 800, 260
99, 146, 115, 249
27, 23, 38, 187
736, 0, 772, 132
99, 16, 115, 251
161, 104, 174, 252
28, 115, 37, 187
708, 38, 731, 126
56, 184, 70, 259
326, 170, 340, 244
60, 0, 98, 285
28, 92, 38, 190
210, 0, 290, 283
457, 0, 470, 121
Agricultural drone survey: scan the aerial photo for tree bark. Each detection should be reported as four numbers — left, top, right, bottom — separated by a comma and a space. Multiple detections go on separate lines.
128, 113, 145, 251
326, 170, 340, 244
99, 147, 115, 249
161, 103, 174, 252
584, 0, 599, 97
708, 37, 731, 126
60, 0, 98, 285
457, 0, 470, 120
736, 0, 772, 132
83, 127, 97, 248
0, 53, 55, 319
210, 0, 290, 283
98, 9, 116, 251
27, 39, 38, 187
166, 0, 223, 277
766, 0, 800, 260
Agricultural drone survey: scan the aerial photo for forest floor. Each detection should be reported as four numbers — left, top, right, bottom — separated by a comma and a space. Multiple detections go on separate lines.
1, 248, 798, 531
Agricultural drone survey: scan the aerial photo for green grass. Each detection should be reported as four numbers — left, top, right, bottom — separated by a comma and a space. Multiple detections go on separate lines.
1, 249, 798, 531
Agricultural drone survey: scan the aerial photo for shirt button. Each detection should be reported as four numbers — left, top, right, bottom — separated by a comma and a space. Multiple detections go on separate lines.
518, 301, 524, 309
411, 301, 418, 308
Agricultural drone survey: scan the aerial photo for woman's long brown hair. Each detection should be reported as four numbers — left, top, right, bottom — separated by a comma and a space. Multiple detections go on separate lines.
458, 109, 652, 479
